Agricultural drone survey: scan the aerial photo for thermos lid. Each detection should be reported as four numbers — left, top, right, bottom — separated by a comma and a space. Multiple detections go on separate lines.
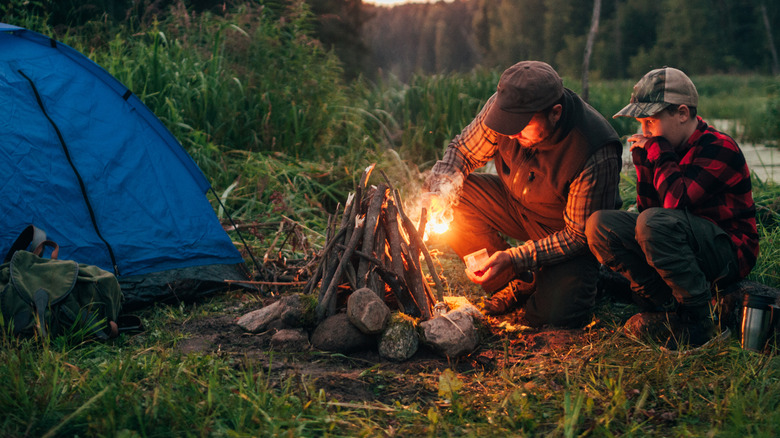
742, 293, 776, 309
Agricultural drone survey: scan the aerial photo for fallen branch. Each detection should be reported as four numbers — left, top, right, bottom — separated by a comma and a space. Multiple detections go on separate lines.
224, 279, 308, 286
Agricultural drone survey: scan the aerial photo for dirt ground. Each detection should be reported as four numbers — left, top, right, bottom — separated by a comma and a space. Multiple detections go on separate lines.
169, 243, 636, 406
172, 292, 618, 406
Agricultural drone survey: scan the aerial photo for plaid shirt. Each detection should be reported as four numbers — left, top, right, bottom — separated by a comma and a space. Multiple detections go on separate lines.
632, 116, 758, 277
431, 95, 622, 272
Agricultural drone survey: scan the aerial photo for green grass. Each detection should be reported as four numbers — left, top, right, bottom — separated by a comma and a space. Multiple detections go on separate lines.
4, 288, 780, 436
2, 4, 780, 437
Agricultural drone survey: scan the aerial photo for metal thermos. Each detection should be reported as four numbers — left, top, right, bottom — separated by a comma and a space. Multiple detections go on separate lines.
740, 294, 776, 352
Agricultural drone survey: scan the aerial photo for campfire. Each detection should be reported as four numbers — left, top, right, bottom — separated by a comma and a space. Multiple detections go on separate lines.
236, 163, 483, 361
303, 163, 448, 322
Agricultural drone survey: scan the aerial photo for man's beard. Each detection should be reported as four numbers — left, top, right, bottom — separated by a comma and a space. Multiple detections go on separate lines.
517, 132, 552, 147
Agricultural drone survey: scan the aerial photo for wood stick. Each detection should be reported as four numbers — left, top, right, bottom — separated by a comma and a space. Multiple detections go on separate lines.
344, 260, 358, 292
357, 184, 388, 288
347, 246, 420, 317
318, 214, 346, 303
222, 221, 286, 231
379, 169, 395, 191
369, 219, 388, 299
385, 200, 426, 316
224, 279, 307, 286
317, 215, 366, 321
263, 221, 285, 263
402, 249, 431, 319
398, 233, 432, 319
384, 199, 406, 281
342, 192, 357, 249
391, 188, 445, 302
417, 207, 428, 247
352, 163, 374, 224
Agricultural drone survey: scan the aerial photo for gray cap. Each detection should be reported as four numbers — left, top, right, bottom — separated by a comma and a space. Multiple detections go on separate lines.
614, 67, 698, 118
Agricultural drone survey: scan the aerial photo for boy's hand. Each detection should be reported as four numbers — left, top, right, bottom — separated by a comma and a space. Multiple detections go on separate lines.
628, 134, 651, 151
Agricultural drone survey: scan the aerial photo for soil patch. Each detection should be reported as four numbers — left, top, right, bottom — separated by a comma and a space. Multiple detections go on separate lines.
171, 295, 610, 405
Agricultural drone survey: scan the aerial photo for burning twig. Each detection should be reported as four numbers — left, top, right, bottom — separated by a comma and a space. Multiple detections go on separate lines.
388, 183, 446, 303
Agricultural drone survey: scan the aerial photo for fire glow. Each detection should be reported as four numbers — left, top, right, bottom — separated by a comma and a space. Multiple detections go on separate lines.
424, 206, 452, 238
420, 193, 453, 240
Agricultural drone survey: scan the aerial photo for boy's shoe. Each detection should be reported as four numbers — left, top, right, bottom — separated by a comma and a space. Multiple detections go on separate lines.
623, 303, 724, 350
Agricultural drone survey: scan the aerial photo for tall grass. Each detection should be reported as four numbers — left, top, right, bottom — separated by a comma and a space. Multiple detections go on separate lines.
0, 326, 374, 436
1, 3, 780, 437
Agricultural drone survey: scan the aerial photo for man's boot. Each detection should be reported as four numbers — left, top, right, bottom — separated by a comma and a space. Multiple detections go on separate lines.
482, 274, 535, 316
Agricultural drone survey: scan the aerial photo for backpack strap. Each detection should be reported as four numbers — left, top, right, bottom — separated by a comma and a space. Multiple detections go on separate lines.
32, 240, 59, 260
3, 225, 48, 263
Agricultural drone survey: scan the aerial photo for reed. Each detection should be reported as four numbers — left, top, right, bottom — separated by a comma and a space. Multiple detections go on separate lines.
2, 4, 779, 437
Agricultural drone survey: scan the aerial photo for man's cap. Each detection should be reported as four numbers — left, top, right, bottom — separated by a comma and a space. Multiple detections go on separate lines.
483, 60, 564, 135
613, 67, 698, 118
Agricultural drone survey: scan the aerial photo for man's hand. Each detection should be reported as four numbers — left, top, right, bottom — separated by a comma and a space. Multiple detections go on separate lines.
464, 250, 515, 287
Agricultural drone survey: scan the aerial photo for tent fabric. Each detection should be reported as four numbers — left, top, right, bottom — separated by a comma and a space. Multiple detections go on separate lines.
0, 24, 249, 298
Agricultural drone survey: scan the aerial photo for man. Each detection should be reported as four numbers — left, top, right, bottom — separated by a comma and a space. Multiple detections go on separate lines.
585, 67, 758, 349
424, 60, 623, 327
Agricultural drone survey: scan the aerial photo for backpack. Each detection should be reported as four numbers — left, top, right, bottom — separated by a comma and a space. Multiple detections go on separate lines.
0, 226, 125, 339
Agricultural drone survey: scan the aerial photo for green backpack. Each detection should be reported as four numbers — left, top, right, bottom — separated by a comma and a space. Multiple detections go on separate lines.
0, 236, 124, 340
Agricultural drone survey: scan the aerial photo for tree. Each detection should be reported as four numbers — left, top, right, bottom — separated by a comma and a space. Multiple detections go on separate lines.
308, 0, 368, 80
760, 2, 780, 74
581, 0, 601, 102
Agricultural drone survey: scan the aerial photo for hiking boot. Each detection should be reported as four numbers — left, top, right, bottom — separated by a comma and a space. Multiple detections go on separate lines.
482, 277, 535, 316
623, 303, 722, 350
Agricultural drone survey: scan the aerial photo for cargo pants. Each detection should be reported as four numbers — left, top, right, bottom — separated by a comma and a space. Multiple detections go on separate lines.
440, 173, 599, 327
585, 208, 740, 310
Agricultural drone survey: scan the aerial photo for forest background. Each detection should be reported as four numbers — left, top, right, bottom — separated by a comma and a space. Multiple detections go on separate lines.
5, 0, 779, 82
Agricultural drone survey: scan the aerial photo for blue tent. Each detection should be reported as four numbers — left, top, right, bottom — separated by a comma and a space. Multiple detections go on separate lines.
0, 23, 251, 307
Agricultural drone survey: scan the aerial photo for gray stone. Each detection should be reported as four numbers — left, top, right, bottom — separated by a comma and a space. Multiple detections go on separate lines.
236, 300, 282, 333
310, 313, 375, 353
442, 296, 485, 321
271, 329, 310, 352
347, 287, 390, 334
378, 313, 419, 362
279, 293, 318, 328
420, 310, 479, 358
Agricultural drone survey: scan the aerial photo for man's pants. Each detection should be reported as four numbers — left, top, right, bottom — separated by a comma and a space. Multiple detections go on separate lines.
440, 173, 599, 327
585, 208, 739, 309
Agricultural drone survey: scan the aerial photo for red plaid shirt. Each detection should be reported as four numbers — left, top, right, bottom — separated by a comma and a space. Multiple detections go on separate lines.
632, 116, 758, 278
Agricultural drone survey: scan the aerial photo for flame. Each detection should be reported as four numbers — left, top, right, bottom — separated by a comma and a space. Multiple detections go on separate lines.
429, 220, 450, 235
422, 194, 453, 240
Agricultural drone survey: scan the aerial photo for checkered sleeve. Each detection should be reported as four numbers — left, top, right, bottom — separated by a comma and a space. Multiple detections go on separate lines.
428, 94, 501, 187
644, 137, 744, 209
507, 145, 622, 272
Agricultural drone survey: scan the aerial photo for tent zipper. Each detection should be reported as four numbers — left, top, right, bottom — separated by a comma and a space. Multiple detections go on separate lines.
17, 69, 120, 276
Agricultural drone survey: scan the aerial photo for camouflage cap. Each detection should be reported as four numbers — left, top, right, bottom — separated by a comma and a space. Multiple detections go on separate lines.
613, 67, 698, 118
484, 60, 564, 135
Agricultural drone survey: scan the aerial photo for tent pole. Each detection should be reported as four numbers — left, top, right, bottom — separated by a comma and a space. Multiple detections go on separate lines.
210, 187, 265, 283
